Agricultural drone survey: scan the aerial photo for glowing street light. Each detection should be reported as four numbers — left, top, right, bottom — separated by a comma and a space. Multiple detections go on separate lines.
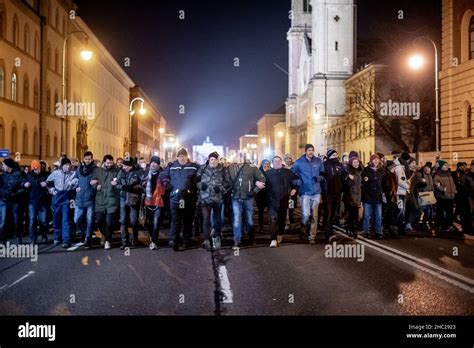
408, 54, 424, 70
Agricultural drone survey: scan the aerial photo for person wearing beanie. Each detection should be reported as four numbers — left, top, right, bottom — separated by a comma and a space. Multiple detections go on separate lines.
195, 151, 231, 251
46, 157, 78, 248
323, 148, 345, 242
341, 152, 350, 166
159, 145, 200, 251
385, 160, 396, 171
24, 158, 50, 244
433, 160, 457, 232
113, 153, 143, 250
348, 151, 359, 160
361, 154, 385, 239
376, 153, 386, 165
73, 151, 99, 249
0, 158, 24, 245
292, 143, 325, 244
144, 154, 165, 251
94, 155, 120, 250
283, 154, 294, 169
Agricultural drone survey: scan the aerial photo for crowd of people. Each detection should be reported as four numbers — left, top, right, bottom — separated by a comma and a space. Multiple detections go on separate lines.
0, 143, 473, 251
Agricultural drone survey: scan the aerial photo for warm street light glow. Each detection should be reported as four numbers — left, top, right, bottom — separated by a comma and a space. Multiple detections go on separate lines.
139, 107, 146, 115
277, 131, 284, 138
408, 54, 424, 70
80, 49, 93, 61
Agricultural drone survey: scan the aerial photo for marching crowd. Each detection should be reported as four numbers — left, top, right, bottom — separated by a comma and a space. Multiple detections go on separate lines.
0, 143, 473, 251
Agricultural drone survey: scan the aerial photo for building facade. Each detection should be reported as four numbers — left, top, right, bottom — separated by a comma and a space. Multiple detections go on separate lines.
440, 0, 474, 165
257, 110, 285, 162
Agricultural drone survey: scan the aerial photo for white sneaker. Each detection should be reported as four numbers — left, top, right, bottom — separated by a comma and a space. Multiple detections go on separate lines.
277, 235, 283, 244
104, 241, 111, 250
269, 240, 278, 248
149, 242, 157, 250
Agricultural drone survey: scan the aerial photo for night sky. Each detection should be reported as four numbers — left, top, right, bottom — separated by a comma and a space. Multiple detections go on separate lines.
74, 0, 441, 149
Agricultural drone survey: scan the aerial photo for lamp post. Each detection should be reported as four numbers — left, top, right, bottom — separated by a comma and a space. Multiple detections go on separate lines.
408, 36, 440, 153
129, 97, 145, 153
61, 30, 93, 155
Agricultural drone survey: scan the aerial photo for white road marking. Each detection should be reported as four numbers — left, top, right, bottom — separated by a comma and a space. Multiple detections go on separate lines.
218, 265, 233, 303
332, 227, 474, 293
0, 271, 35, 292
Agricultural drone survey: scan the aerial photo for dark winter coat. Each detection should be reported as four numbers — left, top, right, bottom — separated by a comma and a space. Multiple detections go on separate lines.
94, 165, 120, 213
343, 165, 362, 207
0, 168, 26, 204
25, 170, 50, 208
324, 158, 346, 195
159, 159, 199, 203
228, 162, 266, 200
75, 162, 98, 208
264, 167, 299, 208
196, 163, 231, 205
361, 165, 385, 204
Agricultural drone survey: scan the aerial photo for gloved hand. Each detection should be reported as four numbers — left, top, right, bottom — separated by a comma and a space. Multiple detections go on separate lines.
201, 183, 208, 191
213, 186, 220, 194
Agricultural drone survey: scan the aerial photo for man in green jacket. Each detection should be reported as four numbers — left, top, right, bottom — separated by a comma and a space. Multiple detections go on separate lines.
228, 157, 266, 248
92, 155, 120, 250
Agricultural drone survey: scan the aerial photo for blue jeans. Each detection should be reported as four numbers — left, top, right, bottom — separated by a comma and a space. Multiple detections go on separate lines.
363, 203, 382, 235
0, 202, 21, 243
232, 198, 254, 243
202, 202, 223, 241
28, 204, 49, 243
53, 202, 72, 244
300, 194, 321, 240
74, 205, 95, 241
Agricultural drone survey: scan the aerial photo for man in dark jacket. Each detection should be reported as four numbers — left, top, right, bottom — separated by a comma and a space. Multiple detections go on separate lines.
23, 160, 50, 245
196, 152, 231, 251
361, 154, 385, 239
0, 158, 25, 244
73, 151, 98, 249
323, 149, 345, 242
144, 156, 164, 251
93, 155, 120, 250
462, 159, 474, 235
452, 162, 470, 234
113, 158, 143, 249
159, 147, 199, 251
264, 155, 299, 248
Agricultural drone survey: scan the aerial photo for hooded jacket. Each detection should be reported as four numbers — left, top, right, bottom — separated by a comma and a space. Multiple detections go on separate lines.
196, 163, 231, 205
46, 169, 78, 205
291, 154, 325, 196
264, 167, 299, 207
94, 164, 120, 213
75, 162, 98, 208
393, 158, 410, 195
25, 170, 50, 208
0, 167, 25, 203
159, 159, 199, 202
434, 170, 457, 200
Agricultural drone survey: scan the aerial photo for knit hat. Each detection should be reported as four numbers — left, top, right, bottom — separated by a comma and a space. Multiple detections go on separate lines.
437, 160, 448, 169
386, 160, 396, 170
305, 144, 314, 152
326, 148, 337, 159
401, 152, 411, 162
150, 156, 161, 165
31, 160, 41, 170
376, 152, 385, 160
2, 158, 16, 169
349, 156, 359, 167
349, 151, 359, 159
283, 153, 293, 161
177, 147, 188, 157
208, 151, 219, 160
60, 157, 71, 168
122, 158, 134, 167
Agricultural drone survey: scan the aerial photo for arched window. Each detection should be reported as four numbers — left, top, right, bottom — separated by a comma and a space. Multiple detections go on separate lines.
46, 131, 51, 157
11, 72, 17, 102
12, 15, 19, 46
54, 90, 59, 116
33, 127, 39, 155
46, 88, 51, 114
53, 133, 58, 158
23, 74, 29, 107
470, 17, 474, 60
33, 79, 39, 109
467, 104, 472, 137
11, 123, 17, 152
24, 24, 30, 53
47, 43, 51, 69
0, 66, 4, 98
22, 126, 28, 155
34, 32, 39, 59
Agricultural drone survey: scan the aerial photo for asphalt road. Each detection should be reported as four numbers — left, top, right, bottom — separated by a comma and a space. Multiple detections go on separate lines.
0, 220, 473, 316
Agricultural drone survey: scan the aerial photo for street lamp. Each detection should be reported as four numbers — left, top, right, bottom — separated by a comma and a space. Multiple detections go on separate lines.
61, 30, 93, 154
129, 97, 146, 152
408, 36, 440, 153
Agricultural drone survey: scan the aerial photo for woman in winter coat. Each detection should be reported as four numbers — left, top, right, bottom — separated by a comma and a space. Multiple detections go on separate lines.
433, 160, 457, 232
343, 156, 362, 237
361, 154, 385, 239
415, 162, 436, 234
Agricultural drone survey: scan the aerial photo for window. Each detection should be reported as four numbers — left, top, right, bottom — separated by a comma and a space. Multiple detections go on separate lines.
470, 17, 474, 60
34, 32, 39, 59
46, 131, 51, 157
33, 79, 39, 109
0, 66, 4, 98
46, 88, 51, 114
11, 124, 17, 152
12, 15, 19, 46
55, 8, 59, 29
33, 127, 39, 155
47, 43, 51, 69
22, 126, 28, 155
54, 48, 58, 72
54, 90, 58, 115
53, 133, 58, 158
303, 0, 312, 13
24, 24, 30, 53
467, 104, 472, 137
0, 7, 4, 38
11, 72, 17, 102
23, 75, 29, 107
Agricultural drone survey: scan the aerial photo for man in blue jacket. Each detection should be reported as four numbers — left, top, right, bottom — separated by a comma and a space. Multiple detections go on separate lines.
291, 144, 325, 244
74, 151, 98, 249
159, 148, 199, 251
